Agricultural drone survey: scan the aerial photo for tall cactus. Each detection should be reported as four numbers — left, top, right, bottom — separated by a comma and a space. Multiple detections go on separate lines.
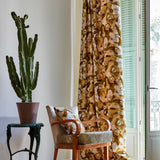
6, 12, 39, 102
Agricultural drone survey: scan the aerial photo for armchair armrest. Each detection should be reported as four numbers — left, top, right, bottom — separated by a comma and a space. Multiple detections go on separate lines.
81, 118, 111, 131
51, 119, 81, 136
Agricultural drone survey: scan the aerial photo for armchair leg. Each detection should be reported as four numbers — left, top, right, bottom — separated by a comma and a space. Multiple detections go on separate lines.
72, 148, 77, 160
104, 146, 108, 160
78, 150, 81, 160
54, 148, 58, 160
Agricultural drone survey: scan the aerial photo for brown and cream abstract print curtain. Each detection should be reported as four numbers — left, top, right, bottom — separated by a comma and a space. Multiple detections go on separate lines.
78, 0, 128, 159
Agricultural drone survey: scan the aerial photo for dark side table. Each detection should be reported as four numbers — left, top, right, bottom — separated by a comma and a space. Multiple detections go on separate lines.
7, 123, 44, 160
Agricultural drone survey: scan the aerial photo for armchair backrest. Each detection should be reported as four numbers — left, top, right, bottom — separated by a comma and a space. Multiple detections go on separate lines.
46, 105, 66, 145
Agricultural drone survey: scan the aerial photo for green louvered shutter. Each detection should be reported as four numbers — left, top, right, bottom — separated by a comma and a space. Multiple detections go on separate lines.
120, 0, 136, 128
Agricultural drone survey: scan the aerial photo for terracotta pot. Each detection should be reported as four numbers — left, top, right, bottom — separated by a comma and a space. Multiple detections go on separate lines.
16, 102, 39, 124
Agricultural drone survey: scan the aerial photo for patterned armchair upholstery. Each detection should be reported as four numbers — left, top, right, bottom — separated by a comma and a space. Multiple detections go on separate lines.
46, 105, 112, 160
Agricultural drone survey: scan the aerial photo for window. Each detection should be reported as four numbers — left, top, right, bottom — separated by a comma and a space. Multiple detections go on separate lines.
121, 0, 145, 129
121, 0, 136, 128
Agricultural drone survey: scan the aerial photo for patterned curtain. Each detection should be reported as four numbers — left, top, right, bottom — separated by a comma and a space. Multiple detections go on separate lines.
78, 0, 128, 159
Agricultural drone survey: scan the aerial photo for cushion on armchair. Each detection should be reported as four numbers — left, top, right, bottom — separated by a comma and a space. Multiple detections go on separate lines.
54, 106, 85, 134
57, 130, 113, 145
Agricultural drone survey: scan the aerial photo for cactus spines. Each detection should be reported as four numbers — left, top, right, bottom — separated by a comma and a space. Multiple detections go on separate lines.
6, 12, 39, 102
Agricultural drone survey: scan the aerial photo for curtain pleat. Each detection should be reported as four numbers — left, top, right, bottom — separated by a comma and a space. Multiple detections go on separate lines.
78, 0, 128, 159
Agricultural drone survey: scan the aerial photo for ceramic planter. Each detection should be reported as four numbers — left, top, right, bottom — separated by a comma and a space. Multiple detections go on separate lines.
16, 102, 39, 124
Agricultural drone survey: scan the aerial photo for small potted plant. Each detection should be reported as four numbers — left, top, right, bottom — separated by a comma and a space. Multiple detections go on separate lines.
6, 12, 39, 124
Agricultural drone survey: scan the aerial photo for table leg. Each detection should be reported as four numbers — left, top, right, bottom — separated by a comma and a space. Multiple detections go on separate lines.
28, 127, 35, 160
7, 126, 12, 160
34, 126, 41, 160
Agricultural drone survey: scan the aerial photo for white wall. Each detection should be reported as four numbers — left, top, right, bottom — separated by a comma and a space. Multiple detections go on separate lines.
71, 0, 82, 106
0, 0, 71, 159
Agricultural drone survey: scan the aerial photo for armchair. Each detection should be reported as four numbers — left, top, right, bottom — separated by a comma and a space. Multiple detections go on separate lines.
46, 105, 112, 160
